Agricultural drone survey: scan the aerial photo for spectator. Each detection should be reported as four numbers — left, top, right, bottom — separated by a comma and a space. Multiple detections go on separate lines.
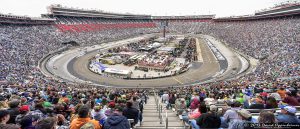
182, 103, 206, 124
19, 115, 39, 129
105, 102, 116, 117
131, 96, 142, 123
56, 114, 68, 129
228, 109, 253, 129
276, 106, 300, 124
269, 92, 282, 102
277, 87, 286, 100
265, 97, 278, 109
35, 117, 57, 129
7, 99, 20, 124
91, 106, 106, 124
70, 103, 83, 122
15, 105, 30, 124
27, 102, 45, 121
70, 105, 102, 129
161, 92, 169, 103
0, 98, 9, 109
258, 110, 277, 123
223, 101, 241, 124
282, 92, 300, 106
123, 101, 139, 126
249, 95, 265, 109
104, 106, 130, 129
189, 96, 200, 110
196, 105, 221, 129
0, 109, 19, 129
176, 98, 187, 115
167, 94, 176, 110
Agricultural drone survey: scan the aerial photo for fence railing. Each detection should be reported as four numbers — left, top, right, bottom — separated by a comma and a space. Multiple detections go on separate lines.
153, 90, 168, 129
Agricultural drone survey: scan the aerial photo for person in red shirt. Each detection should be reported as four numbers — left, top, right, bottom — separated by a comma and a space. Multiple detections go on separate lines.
282, 92, 300, 106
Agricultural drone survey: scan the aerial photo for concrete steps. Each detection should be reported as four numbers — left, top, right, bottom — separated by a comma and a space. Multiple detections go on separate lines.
137, 96, 185, 129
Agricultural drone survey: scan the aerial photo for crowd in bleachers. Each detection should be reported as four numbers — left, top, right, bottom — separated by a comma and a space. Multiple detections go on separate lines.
0, 14, 300, 129
0, 85, 148, 129
158, 17, 300, 128
160, 79, 300, 129
166, 17, 300, 82
0, 19, 157, 128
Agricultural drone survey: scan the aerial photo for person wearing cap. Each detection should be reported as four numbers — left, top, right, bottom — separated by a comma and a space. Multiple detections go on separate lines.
105, 101, 116, 117
0, 109, 19, 129
228, 109, 253, 129
91, 105, 106, 125
176, 98, 187, 115
276, 106, 300, 124
222, 101, 242, 127
269, 92, 281, 102
104, 106, 130, 129
15, 105, 30, 125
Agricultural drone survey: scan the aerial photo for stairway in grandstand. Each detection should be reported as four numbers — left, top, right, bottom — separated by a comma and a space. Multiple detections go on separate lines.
135, 96, 185, 129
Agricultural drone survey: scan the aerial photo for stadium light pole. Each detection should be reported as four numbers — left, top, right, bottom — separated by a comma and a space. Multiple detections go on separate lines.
162, 20, 168, 38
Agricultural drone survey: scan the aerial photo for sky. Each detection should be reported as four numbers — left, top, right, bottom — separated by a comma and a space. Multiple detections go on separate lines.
0, 0, 294, 18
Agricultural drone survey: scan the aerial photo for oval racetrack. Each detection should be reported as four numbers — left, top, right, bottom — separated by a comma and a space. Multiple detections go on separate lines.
41, 34, 251, 88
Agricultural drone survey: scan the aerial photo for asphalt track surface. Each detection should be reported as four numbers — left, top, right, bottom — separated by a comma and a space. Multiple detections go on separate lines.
43, 34, 245, 88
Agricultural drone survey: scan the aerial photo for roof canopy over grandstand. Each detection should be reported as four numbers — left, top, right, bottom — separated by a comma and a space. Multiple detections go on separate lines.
214, 1, 300, 22
44, 4, 152, 19
152, 15, 215, 20
0, 13, 55, 25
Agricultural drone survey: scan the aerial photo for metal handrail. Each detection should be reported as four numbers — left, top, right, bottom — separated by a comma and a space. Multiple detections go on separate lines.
154, 90, 168, 128
160, 105, 169, 129
159, 104, 162, 124
165, 110, 168, 129
158, 103, 161, 119
154, 90, 159, 112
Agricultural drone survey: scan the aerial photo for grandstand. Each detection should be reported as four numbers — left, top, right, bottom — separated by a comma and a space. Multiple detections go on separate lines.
0, 2, 300, 129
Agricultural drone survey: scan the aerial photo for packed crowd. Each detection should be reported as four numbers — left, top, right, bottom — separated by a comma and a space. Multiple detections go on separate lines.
0, 22, 156, 129
0, 15, 300, 128
0, 23, 158, 87
207, 18, 300, 82
159, 17, 300, 128
167, 17, 300, 82
160, 79, 300, 129
0, 85, 148, 129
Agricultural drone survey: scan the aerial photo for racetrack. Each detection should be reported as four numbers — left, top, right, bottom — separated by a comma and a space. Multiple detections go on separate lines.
41, 34, 251, 88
